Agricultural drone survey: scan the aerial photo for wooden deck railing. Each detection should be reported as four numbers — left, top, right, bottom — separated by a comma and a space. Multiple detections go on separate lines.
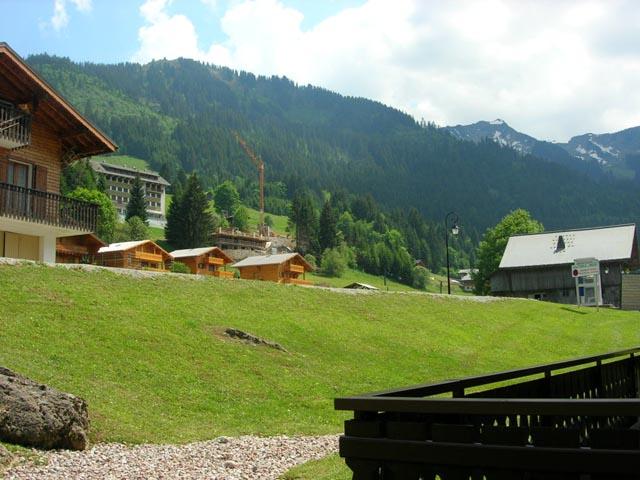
0, 100, 31, 149
208, 256, 224, 265
0, 182, 97, 232
335, 347, 640, 479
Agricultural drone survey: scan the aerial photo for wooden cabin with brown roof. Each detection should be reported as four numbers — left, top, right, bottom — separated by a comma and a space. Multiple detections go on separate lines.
169, 246, 234, 277
233, 253, 313, 285
0, 42, 117, 262
98, 240, 170, 271
56, 233, 106, 264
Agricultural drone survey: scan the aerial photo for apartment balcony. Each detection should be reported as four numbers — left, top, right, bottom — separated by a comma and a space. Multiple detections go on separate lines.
0, 100, 31, 149
0, 182, 97, 234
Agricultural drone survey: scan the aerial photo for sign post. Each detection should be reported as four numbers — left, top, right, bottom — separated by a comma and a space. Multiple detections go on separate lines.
572, 257, 602, 307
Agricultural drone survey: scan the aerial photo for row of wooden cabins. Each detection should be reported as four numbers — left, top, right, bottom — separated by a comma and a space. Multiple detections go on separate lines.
55, 234, 312, 284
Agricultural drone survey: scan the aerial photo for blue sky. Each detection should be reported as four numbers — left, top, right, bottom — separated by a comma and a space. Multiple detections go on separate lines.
2, 0, 364, 63
2, 0, 640, 141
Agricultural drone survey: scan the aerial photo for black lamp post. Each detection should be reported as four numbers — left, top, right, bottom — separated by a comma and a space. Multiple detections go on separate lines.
444, 211, 460, 295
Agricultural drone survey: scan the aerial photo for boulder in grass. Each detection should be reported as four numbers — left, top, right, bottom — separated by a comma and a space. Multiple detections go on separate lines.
0, 367, 89, 450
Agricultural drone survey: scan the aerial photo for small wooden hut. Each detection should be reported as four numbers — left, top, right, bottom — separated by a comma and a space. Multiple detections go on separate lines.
56, 233, 106, 264
169, 246, 234, 277
233, 253, 313, 285
98, 240, 170, 271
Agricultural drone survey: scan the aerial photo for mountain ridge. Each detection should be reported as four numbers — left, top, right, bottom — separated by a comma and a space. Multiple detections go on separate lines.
25, 54, 640, 234
444, 119, 640, 179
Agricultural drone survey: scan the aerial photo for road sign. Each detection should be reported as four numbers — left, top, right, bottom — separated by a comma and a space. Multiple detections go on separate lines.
572, 258, 599, 278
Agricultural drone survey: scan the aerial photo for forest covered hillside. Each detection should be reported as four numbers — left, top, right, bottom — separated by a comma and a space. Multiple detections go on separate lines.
27, 54, 640, 237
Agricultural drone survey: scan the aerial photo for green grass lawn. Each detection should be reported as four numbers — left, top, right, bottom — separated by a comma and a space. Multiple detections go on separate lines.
97, 154, 150, 170
309, 267, 468, 294
1, 263, 639, 446
281, 454, 349, 480
246, 207, 290, 235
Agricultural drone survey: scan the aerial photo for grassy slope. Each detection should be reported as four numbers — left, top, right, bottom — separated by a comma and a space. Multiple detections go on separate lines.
1, 264, 639, 446
97, 155, 151, 170
310, 267, 467, 294
246, 207, 290, 235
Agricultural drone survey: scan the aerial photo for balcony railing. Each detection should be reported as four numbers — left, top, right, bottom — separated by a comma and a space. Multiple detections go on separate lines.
0, 100, 31, 149
285, 263, 305, 274
0, 182, 97, 232
336, 346, 640, 478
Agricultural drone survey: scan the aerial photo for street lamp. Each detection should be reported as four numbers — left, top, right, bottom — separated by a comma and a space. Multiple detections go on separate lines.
444, 211, 460, 295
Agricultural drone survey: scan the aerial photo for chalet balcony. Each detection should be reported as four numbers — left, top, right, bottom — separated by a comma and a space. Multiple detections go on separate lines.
0, 182, 97, 233
0, 100, 31, 149
283, 277, 312, 286
335, 347, 640, 479
134, 251, 163, 263
207, 256, 225, 266
213, 270, 234, 279
285, 263, 305, 274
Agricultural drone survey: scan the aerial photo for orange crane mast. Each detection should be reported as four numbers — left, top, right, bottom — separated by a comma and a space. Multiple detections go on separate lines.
233, 132, 266, 235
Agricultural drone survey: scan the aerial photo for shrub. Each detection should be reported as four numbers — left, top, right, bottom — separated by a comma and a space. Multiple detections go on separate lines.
304, 254, 317, 269
412, 266, 431, 290
170, 262, 191, 274
320, 248, 346, 277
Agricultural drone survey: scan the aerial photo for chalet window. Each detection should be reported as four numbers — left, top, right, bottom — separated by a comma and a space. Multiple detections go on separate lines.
198, 263, 205, 269
7, 160, 32, 189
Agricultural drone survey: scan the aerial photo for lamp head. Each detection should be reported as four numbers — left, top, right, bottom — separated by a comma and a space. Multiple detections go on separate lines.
451, 224, 459, 236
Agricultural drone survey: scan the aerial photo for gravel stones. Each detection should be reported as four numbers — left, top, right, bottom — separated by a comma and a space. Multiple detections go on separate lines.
0, 444, 13, 467
4, 434, 338, 479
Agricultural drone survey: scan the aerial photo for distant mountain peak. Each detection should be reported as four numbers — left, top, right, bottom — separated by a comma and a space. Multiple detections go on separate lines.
489, 119, 505, 125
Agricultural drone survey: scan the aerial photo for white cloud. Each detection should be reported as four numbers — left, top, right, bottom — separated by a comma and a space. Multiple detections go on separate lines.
132, 0, 640, 140
50, 0, 92, 31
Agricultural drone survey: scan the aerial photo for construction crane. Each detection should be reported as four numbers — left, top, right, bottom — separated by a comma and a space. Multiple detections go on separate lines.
233, 131, 266, 235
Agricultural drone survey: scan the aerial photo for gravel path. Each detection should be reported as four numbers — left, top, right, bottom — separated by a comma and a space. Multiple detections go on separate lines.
3, 435, 339, 480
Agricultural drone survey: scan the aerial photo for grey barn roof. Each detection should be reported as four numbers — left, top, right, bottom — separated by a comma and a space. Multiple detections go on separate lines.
499, 224, 637, 269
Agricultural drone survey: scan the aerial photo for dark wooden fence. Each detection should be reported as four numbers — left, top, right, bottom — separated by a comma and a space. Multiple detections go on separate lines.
0, 182, 97, 232
335, 347, 640, 479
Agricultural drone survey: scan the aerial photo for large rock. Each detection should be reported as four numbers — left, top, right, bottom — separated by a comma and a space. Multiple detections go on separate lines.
0, 367, 89, 450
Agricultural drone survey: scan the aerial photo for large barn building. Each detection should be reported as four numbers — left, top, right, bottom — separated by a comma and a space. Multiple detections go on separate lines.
490, 224, 638, 307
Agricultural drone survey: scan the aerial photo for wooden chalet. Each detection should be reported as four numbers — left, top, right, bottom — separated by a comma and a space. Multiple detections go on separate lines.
98, 240, 170, 271
56, 233, 106, 264
233, 253, 313, 285
0, 42, 116, 262
169, 246, 234, 277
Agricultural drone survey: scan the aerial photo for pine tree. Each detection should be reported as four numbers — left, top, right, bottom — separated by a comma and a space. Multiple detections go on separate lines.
166, 173, 214, 249
319, 200, 338, 252
290, 190, 318, 255
125, 174, 148, 224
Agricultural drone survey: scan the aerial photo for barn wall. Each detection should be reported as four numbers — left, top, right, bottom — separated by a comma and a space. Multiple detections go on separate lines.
491, 262, 624, 307
622, 274, 640, 311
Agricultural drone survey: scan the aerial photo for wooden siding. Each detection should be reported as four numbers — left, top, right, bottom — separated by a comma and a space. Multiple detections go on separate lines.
621, 275, 640, 311
99, 241, 170, 271
172, 250, 232, 276
491, 262, 625, 307
236, 256, 311, 284
0, 115, 62, 194
56, 234, 104, 264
